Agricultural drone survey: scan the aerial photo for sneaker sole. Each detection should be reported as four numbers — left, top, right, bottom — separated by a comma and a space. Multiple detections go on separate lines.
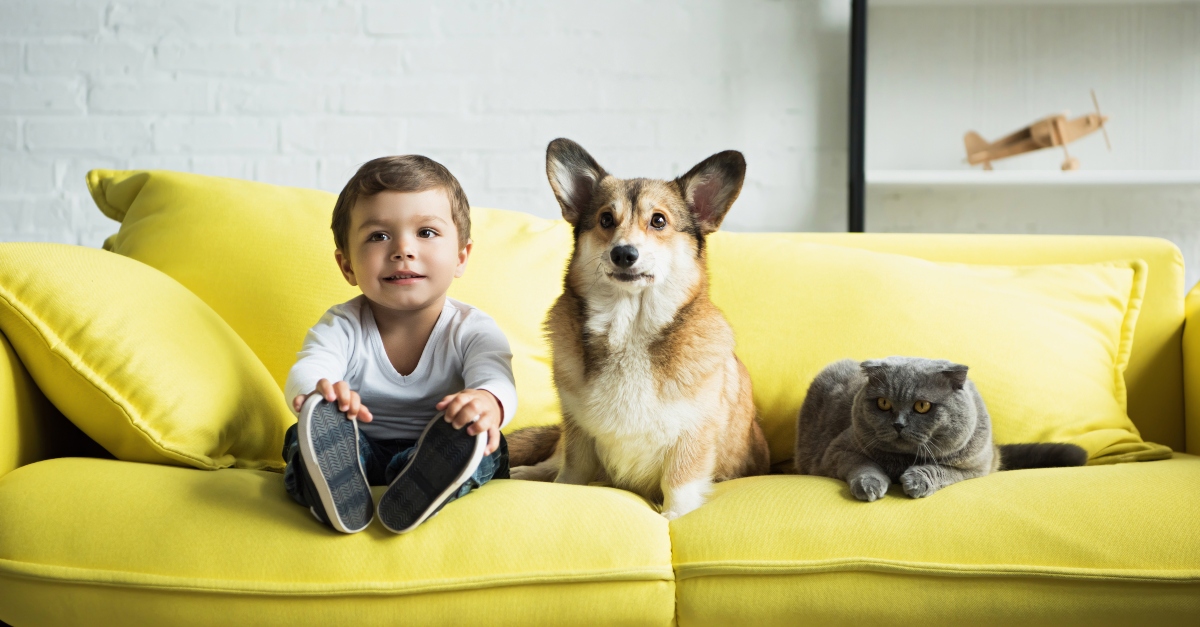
377, 415, 486, 534
297, 395, 373, 533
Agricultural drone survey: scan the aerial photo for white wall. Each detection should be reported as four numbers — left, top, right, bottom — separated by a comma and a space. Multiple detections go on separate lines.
866, 3, 1200, 288
0, 0, 852, 247
4, 1, 1198, 288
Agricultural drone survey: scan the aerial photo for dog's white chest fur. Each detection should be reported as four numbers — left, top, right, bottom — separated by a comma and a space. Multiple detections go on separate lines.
571, 289, 704, 492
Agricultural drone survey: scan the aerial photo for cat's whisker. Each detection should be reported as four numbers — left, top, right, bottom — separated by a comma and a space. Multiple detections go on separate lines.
920, 442, 934, 466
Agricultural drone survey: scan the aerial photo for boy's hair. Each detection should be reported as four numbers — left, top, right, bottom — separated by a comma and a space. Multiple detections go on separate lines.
331, 155, 471, 252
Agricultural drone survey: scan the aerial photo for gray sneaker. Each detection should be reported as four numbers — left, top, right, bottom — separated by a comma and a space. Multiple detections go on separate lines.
297, 395, 373, 533
377, 414, 487, 533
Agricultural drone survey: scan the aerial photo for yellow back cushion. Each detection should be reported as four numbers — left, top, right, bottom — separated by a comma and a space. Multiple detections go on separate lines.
89, 169, 570, 431
90, 169, 359, 392
705, 239, 1165, 465
86, 170, 1168, 463
0, 243, 293, 470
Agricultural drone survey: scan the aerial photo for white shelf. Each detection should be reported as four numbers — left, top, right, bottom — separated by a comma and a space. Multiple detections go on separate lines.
867, 170, 1200, 187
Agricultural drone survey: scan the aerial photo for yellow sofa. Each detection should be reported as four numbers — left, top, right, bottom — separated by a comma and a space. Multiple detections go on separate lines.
1, 170, 1198, 626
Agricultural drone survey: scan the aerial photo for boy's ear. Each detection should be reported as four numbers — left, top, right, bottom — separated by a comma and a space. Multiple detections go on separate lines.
454, 241, 472, 279
334, 249, 358, 287
674, 150, 746, 235
546, 138, 607, 225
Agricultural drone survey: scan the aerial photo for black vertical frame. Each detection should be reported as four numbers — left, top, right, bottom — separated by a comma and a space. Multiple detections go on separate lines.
848, 0, 867, 232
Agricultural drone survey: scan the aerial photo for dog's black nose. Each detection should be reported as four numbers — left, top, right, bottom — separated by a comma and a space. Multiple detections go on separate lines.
893, 422, 905, 434
610, 245, 639, 268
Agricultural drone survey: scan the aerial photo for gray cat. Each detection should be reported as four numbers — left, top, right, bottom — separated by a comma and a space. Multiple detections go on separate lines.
794, 357, 1087, 501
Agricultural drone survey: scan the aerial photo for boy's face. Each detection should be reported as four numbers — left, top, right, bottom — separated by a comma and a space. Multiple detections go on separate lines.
335, 189, 470, 315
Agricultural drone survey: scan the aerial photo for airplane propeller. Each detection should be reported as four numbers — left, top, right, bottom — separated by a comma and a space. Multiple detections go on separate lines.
1091, 89, 1111, 151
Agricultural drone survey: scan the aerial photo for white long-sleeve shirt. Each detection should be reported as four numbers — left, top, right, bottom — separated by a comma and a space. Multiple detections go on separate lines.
284, 295, 518, 441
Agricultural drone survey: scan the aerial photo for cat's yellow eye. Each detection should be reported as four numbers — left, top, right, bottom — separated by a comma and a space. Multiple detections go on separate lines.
914, 400, 931, 414
876, 398, 892, 411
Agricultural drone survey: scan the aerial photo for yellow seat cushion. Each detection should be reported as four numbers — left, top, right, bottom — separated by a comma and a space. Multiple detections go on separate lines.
0, 457, 674, 627
669, 454, 1200, 627
0, 243, 292, 470
706, 239, 1164, 464
88, 169, 571, 431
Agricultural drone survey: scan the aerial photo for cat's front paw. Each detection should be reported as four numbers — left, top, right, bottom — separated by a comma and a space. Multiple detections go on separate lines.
849, 473, 889, 502
900, 467, 939, 499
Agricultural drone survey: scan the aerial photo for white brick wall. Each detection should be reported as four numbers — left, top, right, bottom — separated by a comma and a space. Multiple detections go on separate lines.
5, 0, 1196, 292
0, 0, 849, 248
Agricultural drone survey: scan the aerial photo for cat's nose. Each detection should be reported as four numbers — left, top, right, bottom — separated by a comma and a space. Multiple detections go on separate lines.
892, 422, 904, 434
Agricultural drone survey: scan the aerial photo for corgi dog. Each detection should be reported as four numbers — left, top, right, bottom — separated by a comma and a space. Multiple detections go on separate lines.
509, 138, 770, 519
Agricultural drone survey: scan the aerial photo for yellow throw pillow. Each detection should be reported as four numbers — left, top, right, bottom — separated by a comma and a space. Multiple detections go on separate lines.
87, 169, 570, 431
706, 237, 1167, 465
0, 243, 293, 470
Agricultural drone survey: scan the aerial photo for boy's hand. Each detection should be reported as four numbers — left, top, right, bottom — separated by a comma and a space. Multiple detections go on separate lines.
291, 378, 373, 422
437, 389, 502, 454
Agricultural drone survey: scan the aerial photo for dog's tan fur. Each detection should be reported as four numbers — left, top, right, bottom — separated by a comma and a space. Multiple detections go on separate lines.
509, 138, 770, 519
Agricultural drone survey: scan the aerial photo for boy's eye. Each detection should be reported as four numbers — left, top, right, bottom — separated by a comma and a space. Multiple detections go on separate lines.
418, 228, 437, 238
369, 232, 389, 242
599, 212, 614, 229
650, 213, 666, 229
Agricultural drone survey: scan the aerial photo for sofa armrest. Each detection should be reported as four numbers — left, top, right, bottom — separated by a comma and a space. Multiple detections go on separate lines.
1184, 282, 1200, 455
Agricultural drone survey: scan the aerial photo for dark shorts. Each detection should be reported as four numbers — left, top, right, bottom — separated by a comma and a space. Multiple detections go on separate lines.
282, 420, 509, 523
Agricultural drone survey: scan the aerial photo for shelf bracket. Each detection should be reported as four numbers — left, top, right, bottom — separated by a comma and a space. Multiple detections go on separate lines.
849, 0, 868, 233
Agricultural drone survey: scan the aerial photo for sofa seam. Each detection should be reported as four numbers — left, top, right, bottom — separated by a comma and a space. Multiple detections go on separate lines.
668, 520, 681, 627
672, 558, 1200, 583
0, 559, 675, 597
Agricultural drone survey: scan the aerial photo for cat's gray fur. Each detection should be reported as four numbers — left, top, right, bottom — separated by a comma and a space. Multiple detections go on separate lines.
794, 357, 1087, 501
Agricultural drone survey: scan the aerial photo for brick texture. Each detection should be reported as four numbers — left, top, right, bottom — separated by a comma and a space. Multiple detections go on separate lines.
0, 0, 844, 249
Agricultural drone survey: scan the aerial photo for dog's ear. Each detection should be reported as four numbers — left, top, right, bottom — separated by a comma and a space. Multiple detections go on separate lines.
546, 138, 607, 225
674, 150, 746, 235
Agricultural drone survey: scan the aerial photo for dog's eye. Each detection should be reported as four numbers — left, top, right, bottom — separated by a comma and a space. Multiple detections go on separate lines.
599, 212, 614, 228
877, 398, 892, 411
914, 400, 931, 414
650, 213, 666, 229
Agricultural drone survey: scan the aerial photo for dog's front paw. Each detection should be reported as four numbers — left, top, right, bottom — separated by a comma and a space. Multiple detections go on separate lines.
849, 473, 889, 502
510, 465, 557, 482
900, 467, 939, 499
657, 492, 700, 516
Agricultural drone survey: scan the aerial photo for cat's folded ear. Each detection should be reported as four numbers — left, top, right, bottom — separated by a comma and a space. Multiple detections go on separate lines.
860, 360, 887, 384
940, 364, 969, 390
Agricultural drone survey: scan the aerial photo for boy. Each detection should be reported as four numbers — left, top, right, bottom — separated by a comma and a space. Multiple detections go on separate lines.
282, 155, 516, 534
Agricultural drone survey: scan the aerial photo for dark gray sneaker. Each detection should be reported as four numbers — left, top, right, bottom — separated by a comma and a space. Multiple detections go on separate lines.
377, 414, 487, 534
297, 395, 373, 533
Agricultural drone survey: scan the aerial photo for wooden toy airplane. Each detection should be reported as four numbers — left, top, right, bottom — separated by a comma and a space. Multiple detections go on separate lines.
964, 90, 1111, 171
